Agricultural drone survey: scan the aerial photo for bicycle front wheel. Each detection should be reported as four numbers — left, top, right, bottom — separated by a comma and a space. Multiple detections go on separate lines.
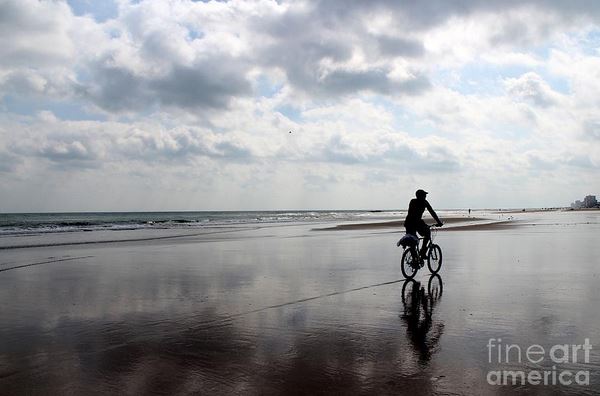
428, 273, 443, 302
427, 244, 443, 273
401, 248, 419, 279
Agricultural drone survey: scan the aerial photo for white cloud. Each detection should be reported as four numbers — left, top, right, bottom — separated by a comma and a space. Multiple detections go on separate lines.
0, 0, 75, 68
1, 0, 600, 210
504, 72, 564, 107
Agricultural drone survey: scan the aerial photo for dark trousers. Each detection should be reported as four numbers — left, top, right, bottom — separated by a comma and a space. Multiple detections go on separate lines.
404, 220, 430, 258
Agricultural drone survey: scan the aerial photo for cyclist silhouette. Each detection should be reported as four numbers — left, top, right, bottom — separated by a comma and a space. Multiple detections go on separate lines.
404, 189, 443, 259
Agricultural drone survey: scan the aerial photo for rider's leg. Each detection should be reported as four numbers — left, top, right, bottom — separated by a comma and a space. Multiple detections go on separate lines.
418, 222, 431, 258
404, 224, 421, 267
405, 223, 417, 237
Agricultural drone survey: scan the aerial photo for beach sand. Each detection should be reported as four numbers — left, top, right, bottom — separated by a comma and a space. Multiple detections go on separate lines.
312, 216, 502, 231
1, 211, 600, 394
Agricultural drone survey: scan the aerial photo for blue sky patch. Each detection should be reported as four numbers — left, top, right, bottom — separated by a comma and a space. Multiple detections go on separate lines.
275, 104, 302, 122
2, 95, 106, 122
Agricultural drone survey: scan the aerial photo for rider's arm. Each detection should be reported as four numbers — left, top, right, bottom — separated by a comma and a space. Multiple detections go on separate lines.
426, 200, 443, 225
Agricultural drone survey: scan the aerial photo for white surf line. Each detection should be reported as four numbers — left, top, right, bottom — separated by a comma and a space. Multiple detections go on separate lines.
190, 278, 408, 330
0, 227, 255, 250
0, 255, 94, 273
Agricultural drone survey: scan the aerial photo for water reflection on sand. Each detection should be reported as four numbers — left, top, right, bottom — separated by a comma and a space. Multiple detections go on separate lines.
1, 211, 600, 394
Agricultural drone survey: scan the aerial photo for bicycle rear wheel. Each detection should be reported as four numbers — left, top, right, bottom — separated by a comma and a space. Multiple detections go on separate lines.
427, 244, 443, 273
401, 248, 419, 279
401, 279, 417, 306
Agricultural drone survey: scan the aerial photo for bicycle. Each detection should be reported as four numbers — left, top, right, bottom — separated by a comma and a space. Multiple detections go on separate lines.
398, 225, 443, 280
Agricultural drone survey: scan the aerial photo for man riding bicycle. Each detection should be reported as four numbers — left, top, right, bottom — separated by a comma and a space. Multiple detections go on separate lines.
404, 189, 443, 259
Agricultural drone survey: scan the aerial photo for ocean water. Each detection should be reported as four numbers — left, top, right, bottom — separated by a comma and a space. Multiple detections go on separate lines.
0, 210, 410, 236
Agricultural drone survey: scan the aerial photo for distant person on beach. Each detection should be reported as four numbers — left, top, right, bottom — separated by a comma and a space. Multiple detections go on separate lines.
404, 189, 443, 259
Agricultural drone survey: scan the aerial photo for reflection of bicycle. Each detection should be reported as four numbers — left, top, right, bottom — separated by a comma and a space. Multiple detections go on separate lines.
401, 274, 444, 309
400, 275, 444, 363
399, 225, 443, 280
427, 273, 443, 303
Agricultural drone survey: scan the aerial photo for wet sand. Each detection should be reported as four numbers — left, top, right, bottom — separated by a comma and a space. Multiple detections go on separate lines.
313, 216, 491, 231
1, 211, 600, 394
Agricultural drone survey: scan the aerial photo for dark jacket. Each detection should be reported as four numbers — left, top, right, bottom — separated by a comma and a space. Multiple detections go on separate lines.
404, 198, 441, 225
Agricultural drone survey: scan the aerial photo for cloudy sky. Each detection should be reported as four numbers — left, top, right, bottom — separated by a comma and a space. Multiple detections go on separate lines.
1, 0, 599, 211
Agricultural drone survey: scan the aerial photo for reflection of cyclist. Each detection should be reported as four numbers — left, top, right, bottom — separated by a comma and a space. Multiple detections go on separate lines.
401, 278, 444, 364
404, 189, 443, 259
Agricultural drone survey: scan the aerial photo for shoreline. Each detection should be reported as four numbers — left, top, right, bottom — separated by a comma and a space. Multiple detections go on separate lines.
4, 207, 596, 250
0, 227, 247, 250
312, 216, 511, 231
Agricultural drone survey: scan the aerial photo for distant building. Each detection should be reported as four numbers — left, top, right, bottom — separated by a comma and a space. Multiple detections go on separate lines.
584, 195, 597, 208
571, 195, 598, 209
